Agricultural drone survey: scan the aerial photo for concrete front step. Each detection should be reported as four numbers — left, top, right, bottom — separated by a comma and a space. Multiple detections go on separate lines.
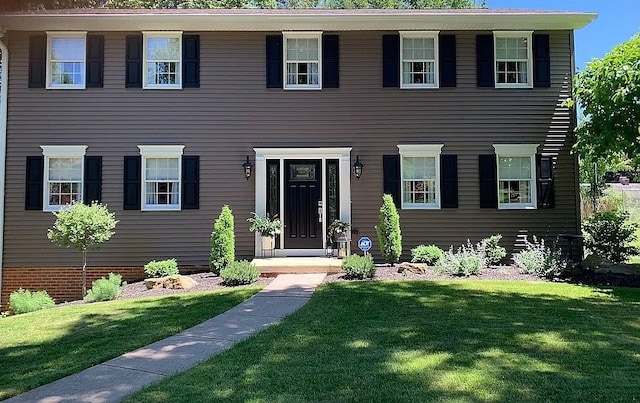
252, 257, 343, 275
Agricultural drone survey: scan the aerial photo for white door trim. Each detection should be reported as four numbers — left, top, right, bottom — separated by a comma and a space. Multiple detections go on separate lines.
0, 39, 8, 303
254, 147, 352, 257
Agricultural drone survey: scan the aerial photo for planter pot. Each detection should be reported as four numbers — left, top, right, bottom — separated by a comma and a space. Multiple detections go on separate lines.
261, 236, 275, 250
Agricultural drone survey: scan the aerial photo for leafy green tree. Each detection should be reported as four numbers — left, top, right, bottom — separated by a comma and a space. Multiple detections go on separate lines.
210, 205, 235, 275
375, 194, 402, 264
569, 34, 640, 164
47, 202, 118, 296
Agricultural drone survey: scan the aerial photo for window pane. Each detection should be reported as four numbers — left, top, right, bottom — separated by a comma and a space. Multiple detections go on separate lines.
286, 38, 318, 61
51, 38, 84, 61
147, 37, 180, 61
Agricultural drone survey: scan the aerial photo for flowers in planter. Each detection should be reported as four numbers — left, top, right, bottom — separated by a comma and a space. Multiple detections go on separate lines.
248, 213, 282, 237
327, 219, 350, 243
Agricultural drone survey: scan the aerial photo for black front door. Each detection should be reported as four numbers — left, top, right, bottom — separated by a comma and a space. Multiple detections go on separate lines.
285, 160, 322, 249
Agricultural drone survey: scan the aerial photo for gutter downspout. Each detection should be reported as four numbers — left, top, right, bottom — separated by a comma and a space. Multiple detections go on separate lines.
0, 32, 8, 310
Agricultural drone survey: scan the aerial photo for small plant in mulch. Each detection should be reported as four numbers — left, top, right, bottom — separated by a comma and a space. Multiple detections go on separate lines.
221, 260, 260, 286
343, 254, 376, 279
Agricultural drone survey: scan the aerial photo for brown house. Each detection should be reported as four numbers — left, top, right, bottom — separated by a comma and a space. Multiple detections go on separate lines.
0, 8, 595, 307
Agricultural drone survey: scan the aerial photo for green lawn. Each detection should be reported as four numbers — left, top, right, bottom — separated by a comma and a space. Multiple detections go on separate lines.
127, 281, 640, 402
0, 287, 260, 400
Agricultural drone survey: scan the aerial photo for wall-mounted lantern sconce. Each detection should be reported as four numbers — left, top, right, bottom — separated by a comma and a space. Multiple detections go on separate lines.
242, 155, 252, 180
352, 155, 364, 180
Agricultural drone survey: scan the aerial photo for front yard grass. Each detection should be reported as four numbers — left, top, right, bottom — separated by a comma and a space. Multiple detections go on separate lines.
0, 287, 261, 400
128, 280, 640, 402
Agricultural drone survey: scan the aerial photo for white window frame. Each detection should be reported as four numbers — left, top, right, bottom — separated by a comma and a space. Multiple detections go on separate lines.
398, 144, 443, 209
283, 31, 322, 90
138, 145, 184, 211
493, 144, 538, 210
40, 145, 87, 212
142, 31, 183, 90
46, 32, 87, 90
493, 31, 533, 89
400, 31, 440, 89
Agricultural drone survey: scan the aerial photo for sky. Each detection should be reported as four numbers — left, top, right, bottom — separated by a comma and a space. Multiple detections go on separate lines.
487, 0, 640, 70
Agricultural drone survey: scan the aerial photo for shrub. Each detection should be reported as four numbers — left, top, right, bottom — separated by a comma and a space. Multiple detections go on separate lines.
481, 234, 507, 265
47, 202, 118, 296
436, 240, 487, 276
582, 211, 638, 263
9, 289, 55, 314
210, 205, 235, 275
513, 236, 568, 278
410, 245, 443, 265
375, 194, 402, 264
342, 254, 376, 279
85, 273, 123, 302
221, 260, 260, 286
144, 258, 179, 278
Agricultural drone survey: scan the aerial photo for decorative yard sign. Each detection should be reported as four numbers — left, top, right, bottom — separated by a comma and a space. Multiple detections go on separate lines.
358, 237, 372, 254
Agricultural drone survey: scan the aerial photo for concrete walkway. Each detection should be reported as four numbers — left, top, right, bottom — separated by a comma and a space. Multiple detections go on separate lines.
6, 273, 326, 403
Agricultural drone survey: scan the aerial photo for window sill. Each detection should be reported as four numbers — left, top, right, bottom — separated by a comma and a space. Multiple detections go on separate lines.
46, 85, 86, 90
283, 86, 322, 91
143, 85, 183, 90
400, 84, 439, 89
401, 204, 440, 210
498, 204, 537, 210
494, 83, 533, 89
142, 205, 182, 211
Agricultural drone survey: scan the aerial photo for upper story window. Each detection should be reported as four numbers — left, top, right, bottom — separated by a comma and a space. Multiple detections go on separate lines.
143, 32, 182, 89
398, 144, 443, 209
494, 144, 538, 209
283, 32, 322, 90
138, 145, 184, 211
494, 31, 533, 88
41, 145, 87, 211
400, 31, 439, 89
47, 32, 86, 89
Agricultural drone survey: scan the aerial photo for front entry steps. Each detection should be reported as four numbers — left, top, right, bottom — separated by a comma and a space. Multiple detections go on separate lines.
252, 257, 343, 275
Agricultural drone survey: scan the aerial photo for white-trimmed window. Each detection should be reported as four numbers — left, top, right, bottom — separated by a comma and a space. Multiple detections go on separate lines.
494, 144, 538, 209
400, 31, 439, 89
494, 31, 533, 88
41, 145, 87, 211
47, 32, 86, 89
143, 32, 182, 89
139, 145, 184, 211
398, 144, 443, 209
283, 32, 322, 90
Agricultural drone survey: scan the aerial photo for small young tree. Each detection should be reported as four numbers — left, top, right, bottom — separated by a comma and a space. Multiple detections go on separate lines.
210, 204, 235, 275
47, 202, 118, 296
375, 194, 402, 264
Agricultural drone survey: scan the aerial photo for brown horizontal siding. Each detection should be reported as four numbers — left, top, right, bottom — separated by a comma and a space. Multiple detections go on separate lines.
3, 29, 578, 270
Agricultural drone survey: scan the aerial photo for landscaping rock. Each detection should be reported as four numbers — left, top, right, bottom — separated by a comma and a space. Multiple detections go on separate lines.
163, 275, 198, 290
397, 262, 428, 274
144, 278, 164, 290
582, 255, 639, 275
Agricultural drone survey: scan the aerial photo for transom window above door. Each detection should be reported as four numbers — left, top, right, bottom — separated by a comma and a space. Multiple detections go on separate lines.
143, 31, 182, 89
46, 32, 86, 89
400, 31, 439, 89
283, 32, 322, 90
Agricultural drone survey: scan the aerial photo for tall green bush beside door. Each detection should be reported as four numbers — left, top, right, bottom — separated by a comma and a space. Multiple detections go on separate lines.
376, 194, 402, 264
210, 205, 235, 275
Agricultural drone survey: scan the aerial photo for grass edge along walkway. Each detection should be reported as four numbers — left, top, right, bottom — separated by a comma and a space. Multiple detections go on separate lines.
127, 280, 640, 403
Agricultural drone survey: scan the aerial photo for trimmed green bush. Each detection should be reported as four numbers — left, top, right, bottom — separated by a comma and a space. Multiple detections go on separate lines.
513, 236, 568, 278
9, 289, 55, 314
210, 205, 235, 275
144, 258, 179, 278
375, 194, 402, 264
583, 211, 638, 263
481, 234, 507, 265
342, 254, 376, 279
221, 260, 260, 286
85, 273, 124, 302
436, 240, 487, 276
410, 245, 443, 265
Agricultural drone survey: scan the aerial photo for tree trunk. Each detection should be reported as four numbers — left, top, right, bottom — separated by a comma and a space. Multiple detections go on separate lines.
82, 250, 87, 297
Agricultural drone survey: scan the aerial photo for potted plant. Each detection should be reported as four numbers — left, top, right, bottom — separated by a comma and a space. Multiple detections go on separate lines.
327, 219, 350, 257
248, 213, 282, 251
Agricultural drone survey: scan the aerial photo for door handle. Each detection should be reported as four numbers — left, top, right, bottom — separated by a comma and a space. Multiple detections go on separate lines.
318, 207, 322, 222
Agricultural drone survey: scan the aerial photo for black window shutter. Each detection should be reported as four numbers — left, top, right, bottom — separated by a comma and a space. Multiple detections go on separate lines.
29, 35, 47, 88
439, 35, 457, 87
84, 156, 102, 204
25, 156, 44, 210
123, 156, 141, 210
533, 34, 551, 88
86, 35, 104, 88
476, 34, 494, 87
440, 154, 458, 208
266, 35, 283, 89
382, 34, 400, 88
479, 154, 498, 208
182, 35, 200, 88
323, 35, 339, 88
182, 156, 199, 209
536, 154, 555, 208
383, 155, 401, 208
125, 35, 143, 88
